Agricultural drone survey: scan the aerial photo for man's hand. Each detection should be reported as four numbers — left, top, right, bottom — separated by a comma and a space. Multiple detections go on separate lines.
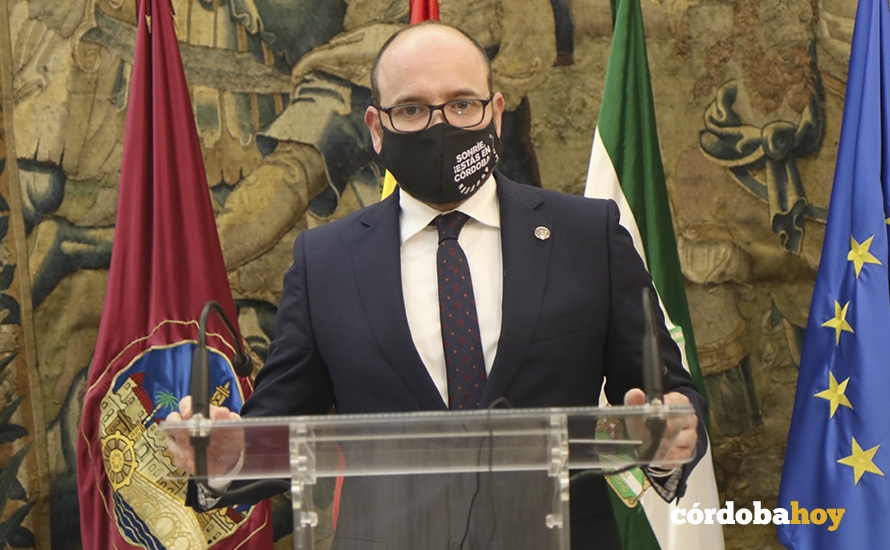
623, 388, 699, 466
165, 395, 244, 477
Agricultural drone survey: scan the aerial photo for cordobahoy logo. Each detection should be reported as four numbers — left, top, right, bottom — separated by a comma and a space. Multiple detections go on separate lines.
670, 501, 845, 532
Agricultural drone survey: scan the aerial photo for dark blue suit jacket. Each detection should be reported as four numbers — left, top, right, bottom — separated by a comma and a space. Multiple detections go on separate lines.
230, 174, 707, 548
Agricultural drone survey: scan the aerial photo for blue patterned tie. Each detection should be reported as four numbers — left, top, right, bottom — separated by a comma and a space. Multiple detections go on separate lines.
433, 212, 487, 410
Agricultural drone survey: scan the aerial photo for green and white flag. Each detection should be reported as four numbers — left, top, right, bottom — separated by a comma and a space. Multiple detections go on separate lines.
584, 0, 724, 549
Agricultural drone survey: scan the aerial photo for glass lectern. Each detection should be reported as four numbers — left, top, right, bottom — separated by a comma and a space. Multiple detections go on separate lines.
164, 404, 694, 550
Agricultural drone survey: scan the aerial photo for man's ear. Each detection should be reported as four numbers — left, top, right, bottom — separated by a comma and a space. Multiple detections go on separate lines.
491, 92, 506, 137
365, 106, 383, 154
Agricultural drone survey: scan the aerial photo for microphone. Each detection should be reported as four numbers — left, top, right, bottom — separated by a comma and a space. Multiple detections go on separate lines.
231, 352, 252, 378
641, 287, 666, 406
571, 289, 672, 480
186, 301, 290, 502
189, 300, 252, 477
190, 300, 253, 420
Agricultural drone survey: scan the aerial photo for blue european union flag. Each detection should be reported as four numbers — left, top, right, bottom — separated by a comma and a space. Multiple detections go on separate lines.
778, 0, 890, 547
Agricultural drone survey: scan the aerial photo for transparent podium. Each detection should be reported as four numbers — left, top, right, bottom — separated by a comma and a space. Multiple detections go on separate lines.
164, 404, 694, 550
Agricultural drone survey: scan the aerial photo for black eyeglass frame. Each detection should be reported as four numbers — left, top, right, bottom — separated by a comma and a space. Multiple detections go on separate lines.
375, 95, 495, 134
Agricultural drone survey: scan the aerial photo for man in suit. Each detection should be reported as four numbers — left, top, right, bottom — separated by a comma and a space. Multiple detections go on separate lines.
171, 21, 707, 549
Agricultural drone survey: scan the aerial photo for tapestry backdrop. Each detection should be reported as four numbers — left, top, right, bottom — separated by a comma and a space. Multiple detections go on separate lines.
0, 0, 855, 548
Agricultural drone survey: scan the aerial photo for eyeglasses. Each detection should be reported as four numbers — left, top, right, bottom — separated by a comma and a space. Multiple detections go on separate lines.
377, 96, 493, 133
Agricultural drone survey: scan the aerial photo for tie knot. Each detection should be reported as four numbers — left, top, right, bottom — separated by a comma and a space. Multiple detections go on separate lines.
432, 211, 469, 241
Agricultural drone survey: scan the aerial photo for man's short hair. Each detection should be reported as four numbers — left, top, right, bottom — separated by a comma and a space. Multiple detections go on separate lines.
370, 21, 493, 106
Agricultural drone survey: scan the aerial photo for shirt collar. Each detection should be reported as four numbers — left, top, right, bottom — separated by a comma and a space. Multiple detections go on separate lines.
399, 175, 500, 245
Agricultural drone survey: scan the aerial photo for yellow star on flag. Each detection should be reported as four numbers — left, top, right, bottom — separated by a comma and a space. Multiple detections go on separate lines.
847, 235, 882, 277
814, 371, 853, 417
838, 437, 884, 485
821, 300, 854, 344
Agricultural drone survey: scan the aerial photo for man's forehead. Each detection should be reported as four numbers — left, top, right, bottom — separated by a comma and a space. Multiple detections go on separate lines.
376, 26, 489, 102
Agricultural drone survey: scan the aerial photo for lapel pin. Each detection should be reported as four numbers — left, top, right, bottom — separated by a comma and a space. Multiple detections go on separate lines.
534, 226, 551, 240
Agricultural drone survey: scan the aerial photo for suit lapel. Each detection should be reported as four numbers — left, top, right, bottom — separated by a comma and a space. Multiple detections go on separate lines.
349, 192, 447, 410
481, 177, 553, 407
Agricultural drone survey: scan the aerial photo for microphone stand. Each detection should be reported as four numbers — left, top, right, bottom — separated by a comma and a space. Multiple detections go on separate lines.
188, 300, 289, 502
570, 287, 671, 482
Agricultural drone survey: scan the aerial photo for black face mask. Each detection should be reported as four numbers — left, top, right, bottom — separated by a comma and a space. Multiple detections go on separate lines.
377, 121, 502, 205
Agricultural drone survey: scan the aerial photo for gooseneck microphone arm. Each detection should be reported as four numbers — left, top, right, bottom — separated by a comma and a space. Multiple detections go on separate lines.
190, 301, 251, 427
638, 287, 668, 462
641, 287, 666, 406
188, 300, 289, 502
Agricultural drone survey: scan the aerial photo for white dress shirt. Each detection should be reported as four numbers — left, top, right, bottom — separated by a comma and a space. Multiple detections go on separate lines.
399, 176, 503, 406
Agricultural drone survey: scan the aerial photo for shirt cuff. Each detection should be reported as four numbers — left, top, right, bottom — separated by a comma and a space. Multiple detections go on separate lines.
644, 465, 682, 502
196, 483, 223, 510
195, 448, 246, 510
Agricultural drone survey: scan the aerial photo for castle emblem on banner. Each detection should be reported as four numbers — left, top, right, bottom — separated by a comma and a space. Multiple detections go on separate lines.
97, 343, 251, 549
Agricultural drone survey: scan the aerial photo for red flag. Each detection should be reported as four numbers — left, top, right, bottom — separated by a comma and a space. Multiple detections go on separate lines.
75, 0, 272, 548
409, 0, 440, 24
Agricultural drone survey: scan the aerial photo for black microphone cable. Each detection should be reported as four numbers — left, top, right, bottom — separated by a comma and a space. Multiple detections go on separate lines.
459, 397, 513, 549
